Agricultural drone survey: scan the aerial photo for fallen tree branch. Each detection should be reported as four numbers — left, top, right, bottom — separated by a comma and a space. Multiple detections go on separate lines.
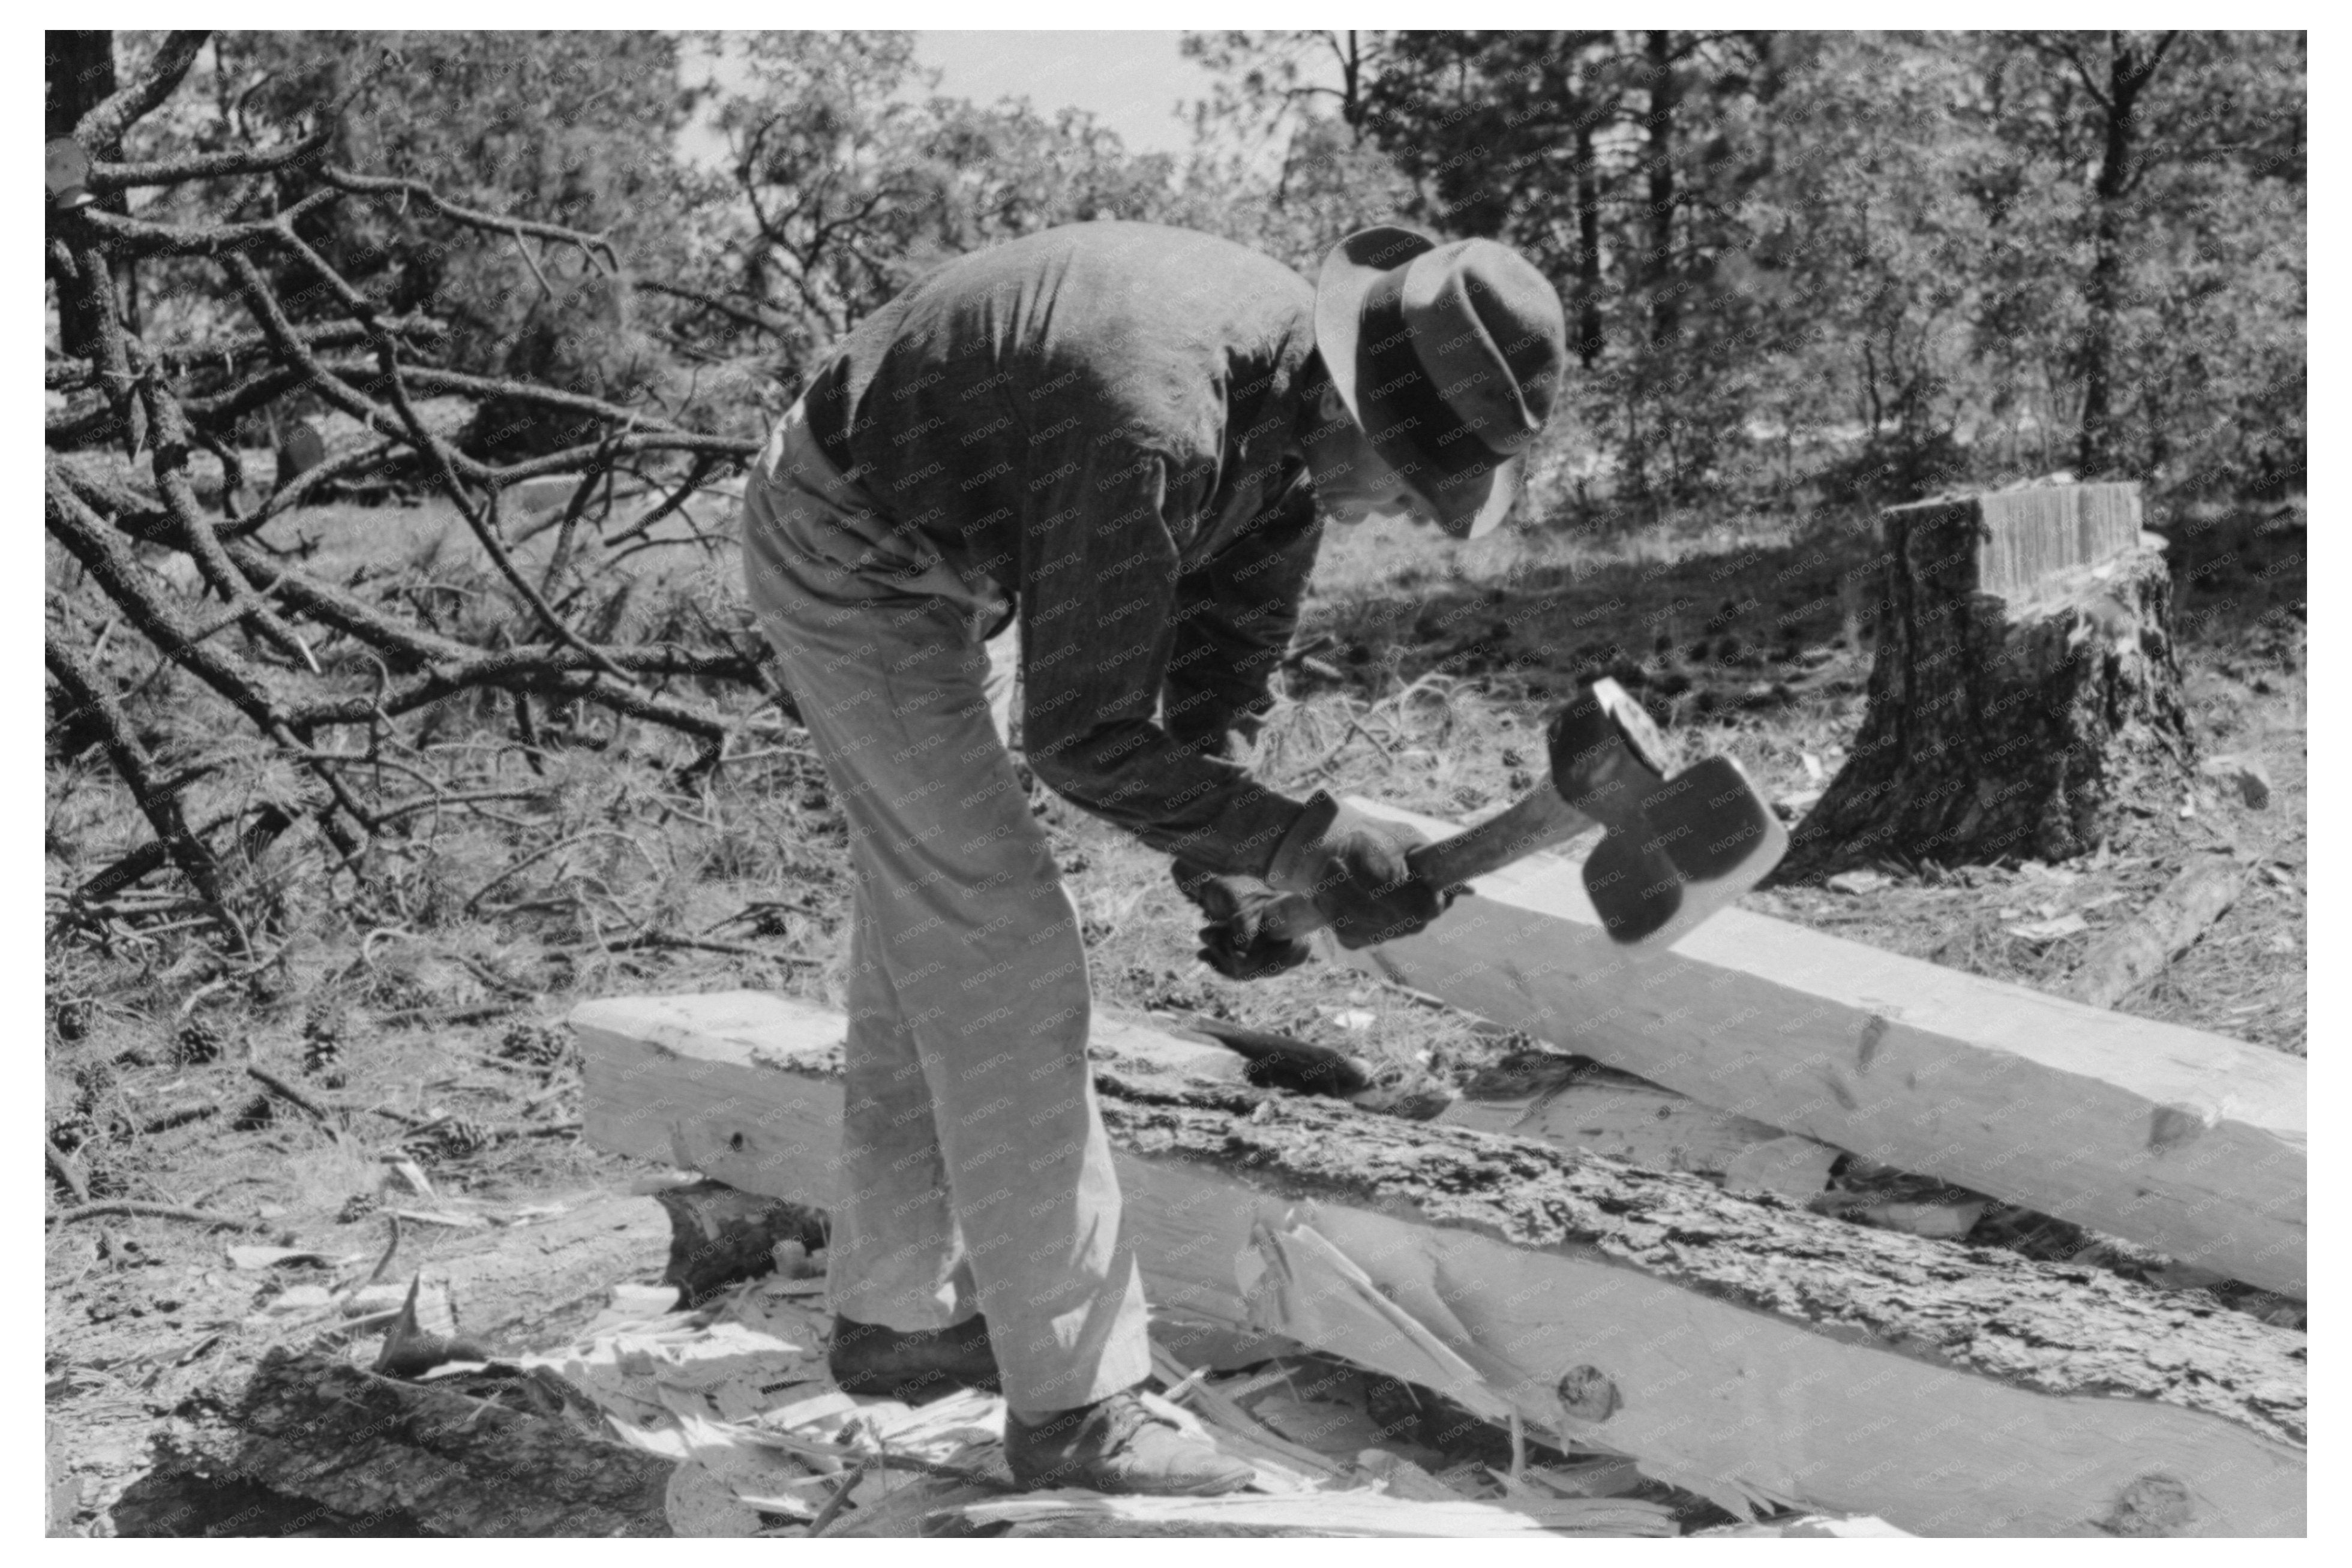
45, 631, 232, 917
139, 1102, 220, 1136
246, 1064, 338, 1125
85, 124, 335, 194
2065, 853, 2259, 1009
635, 276, 798, 340
73, 31, 210, 156
599, 932, 824, 963
46, 1139, 92, 1204
46, 95, 769, 939
49, 1200, 263, 1230
322, 166, 624, 276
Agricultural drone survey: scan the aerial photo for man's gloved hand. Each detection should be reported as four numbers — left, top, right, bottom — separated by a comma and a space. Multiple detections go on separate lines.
1265, 791, 1445, 950
1172, 858, 1312, 980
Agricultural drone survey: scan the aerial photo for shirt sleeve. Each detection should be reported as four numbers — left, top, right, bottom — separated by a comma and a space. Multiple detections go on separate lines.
1163, 474, 1322, 762
1016, 441, 1307, 878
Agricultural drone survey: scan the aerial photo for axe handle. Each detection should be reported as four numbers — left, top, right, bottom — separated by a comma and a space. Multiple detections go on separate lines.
1256, 780, 1598, 944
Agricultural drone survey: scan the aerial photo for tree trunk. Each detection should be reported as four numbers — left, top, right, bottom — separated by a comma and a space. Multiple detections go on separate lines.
1780, 482, 2193, 879
1332, 30, 1367, 140
2065, 852, 2252, 1010
46, 31, 118, 358
1641, 31, 1679, 348
2075, 32, 2176, 477
1573, 120, 1604, 366
45, 31, 114, 139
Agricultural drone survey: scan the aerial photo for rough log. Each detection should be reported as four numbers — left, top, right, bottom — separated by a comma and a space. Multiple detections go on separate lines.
2064, 854, 2254, 1010
128, 1350, 671, 1537
403, 1189, 676, 1350
1329, 797, 2305, 1299
124, 1194, 682, 1536
571, 991, 2305, 1537
1782, 483, 2192, 878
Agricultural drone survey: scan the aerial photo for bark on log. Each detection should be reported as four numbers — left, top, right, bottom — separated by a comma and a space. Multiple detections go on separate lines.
407, 1189, 676, 1351
572, 992, 2305, 1536
1781, 483, 2192, 879
2065, 854, 2253, 1010
125, 1193, 683, 1536
131, 1350, 670, 1537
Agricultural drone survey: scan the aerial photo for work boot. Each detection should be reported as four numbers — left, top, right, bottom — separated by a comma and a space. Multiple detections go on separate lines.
827, 1314, 1001, 1403
1004, 1389, 1254, 1495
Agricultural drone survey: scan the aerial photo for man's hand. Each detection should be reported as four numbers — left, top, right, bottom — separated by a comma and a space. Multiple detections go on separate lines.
1172, 859, 1312, 980
1265, 791, 1444, 950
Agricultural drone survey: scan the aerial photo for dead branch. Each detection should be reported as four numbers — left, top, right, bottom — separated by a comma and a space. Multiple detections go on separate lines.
68, 186, 341, 257
46, 1139, 93, 1204
43, 59, 784, 943
321, 166, 624, 276
45, 632, 233, 917
246, 1064, 339, 1126
139, 1102, 220, 1135
635, 276, 798, 340
73, 31, 211, 157
49, 1200, 265, 1231
85, 124, 335, 194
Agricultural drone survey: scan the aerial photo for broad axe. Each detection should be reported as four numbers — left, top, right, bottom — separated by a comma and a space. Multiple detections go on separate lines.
1249, 680, 1788, 951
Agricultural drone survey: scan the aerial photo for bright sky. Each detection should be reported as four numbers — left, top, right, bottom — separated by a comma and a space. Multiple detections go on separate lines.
676, 30, 1246, 169
911, 31, 1219, 155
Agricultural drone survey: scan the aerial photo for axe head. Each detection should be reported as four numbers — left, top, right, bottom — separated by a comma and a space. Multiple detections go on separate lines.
1581, 754, 1787, 948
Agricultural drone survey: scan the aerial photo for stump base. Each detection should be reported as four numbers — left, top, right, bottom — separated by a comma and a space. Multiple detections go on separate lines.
1783, 484, 2192, 879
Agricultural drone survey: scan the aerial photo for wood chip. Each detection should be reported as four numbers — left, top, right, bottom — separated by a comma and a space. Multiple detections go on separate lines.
227, 1245, 339, 1270
1724, 1136, 1843, 1203
949, 1488, 1677, 1537
2005, 914, 2088, 942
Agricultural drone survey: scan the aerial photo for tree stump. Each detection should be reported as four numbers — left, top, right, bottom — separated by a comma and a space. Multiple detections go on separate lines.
1780, 483, 2193, 880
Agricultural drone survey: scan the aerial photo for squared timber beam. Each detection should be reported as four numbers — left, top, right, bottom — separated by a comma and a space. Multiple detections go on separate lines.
1330, 798, 2305, 1300
572, 990, 2303, 1537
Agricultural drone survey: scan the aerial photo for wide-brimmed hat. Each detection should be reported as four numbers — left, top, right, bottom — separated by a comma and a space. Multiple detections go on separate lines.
1315, 226, 1568, 540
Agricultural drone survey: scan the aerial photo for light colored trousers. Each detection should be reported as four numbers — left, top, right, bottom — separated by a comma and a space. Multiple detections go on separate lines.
739, 399, 1151, 1411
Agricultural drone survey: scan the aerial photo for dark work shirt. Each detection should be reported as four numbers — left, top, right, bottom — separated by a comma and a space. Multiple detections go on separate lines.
800, 222, 1324, 877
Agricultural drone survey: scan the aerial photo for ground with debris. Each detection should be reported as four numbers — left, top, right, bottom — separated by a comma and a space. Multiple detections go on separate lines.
45, 500, 2305, 1536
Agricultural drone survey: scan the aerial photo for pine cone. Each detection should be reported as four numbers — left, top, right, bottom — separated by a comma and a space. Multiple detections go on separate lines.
335, 1192, 379, 1224
175, 1017, 226, 1065
497, 1020, 569, 1068
410, 1115, 490, 1162
436, 1116, 490, 1158
301, 1034, 341, 1076
48, 1112, 92, 1155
